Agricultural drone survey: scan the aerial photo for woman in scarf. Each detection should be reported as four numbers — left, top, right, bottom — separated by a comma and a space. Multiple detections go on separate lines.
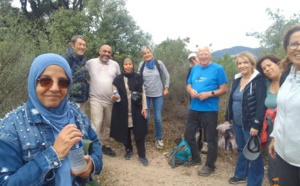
110, 58, 148, 166
0, 53, 102, 185
137, 46, 170, 149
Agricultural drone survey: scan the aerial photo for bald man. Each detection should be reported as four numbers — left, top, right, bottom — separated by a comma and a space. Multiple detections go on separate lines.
86, 45, 120, 157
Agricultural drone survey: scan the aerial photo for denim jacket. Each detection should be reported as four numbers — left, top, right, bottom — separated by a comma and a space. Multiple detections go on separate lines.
63, 51, 90, 103
0, 101, 102, 186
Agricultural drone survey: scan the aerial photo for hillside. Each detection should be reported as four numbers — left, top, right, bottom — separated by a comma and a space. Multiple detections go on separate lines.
212, 46, 261, 60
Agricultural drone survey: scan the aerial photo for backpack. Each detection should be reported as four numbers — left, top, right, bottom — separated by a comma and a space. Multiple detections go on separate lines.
140, 60, 164, 88
167, 138, 192, 168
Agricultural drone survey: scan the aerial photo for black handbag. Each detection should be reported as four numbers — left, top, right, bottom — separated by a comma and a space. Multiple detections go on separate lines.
131, 91, 142, 105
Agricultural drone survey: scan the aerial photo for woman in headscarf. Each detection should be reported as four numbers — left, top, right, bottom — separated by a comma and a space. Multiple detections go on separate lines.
110, 58, 148, 166
0, 53, 102, 185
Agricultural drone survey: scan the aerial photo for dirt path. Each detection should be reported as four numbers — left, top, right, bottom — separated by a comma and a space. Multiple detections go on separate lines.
94, 142, 269, 186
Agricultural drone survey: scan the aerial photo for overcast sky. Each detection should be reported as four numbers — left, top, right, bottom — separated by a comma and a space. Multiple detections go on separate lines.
126, 0, 300, 51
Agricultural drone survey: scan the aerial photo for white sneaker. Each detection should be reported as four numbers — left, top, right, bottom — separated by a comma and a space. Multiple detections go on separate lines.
156, 140, 164, 149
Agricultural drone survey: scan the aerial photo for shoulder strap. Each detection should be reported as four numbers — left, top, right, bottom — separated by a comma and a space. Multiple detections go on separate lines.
155, 60, 164, 88
141, 60, 164, 88
140, 61, 146, 79
280, 70, 289, 87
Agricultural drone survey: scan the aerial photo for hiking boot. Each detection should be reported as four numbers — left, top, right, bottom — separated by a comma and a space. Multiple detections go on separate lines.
228, 177, 246, 184
156, 140, 164, 149
183, 160, 202, 167
124, 150, 133, 160
198, 166, 215, 176
102, 146, 116, 157
201, 142, 208, 154
139, 157, 148, 166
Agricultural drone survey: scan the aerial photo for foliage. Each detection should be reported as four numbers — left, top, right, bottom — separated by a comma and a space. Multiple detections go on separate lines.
153, 38, 191, 123
19, 0, 84, 20
46, 8, 91, 53
215, 53, 238, 122
85, 0, 152, 63
247, 8, 300, 58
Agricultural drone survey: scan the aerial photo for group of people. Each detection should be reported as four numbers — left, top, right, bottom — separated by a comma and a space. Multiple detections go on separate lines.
64, 37, 170, 166
184, 24, 300, 186
0, 34, 170, 184
1, 24, 300, 185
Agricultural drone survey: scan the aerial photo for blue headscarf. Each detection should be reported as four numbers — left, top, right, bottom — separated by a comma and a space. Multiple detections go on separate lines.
28, 53, 74, 131
28, 53, 73, 185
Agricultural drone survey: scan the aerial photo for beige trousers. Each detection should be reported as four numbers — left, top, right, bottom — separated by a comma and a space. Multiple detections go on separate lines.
90, 99, 113, 147
75, 100, 89, 115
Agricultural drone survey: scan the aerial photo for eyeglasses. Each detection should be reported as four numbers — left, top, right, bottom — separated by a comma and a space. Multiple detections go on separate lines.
288, 42, 300, 50
37, 77, 70, 89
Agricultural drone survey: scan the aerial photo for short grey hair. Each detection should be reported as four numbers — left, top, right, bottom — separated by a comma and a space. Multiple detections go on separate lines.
197, 45, 213, 54
70, 35, 86, 45
140, 46, 153, 56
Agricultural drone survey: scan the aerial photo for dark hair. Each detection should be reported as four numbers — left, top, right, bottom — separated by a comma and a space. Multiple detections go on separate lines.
256, 54, 281, 78
70, 35, 86, 45
280, 25, 300, 71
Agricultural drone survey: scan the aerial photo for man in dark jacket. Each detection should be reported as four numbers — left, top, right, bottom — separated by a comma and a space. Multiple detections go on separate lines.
62, 35, 89, 113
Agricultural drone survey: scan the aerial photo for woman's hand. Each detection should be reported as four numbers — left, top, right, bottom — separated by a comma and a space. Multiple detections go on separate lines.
111, 94, 120, 102
71, 155, 94, 179
249, 128, 258, 136
53, 124, 83, 160
141, 109, 147, 119
269, 138, 276, 159
163, 88, 169, 95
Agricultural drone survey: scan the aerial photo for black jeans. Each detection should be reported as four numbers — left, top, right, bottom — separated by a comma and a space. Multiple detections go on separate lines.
184, 110, 218, 168
277, 154, 300, 186
124, 128, 146, 158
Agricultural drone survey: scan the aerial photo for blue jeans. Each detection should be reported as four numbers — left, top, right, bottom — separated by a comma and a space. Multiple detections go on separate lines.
146, 96, 163, 140
233, 124, 264, 186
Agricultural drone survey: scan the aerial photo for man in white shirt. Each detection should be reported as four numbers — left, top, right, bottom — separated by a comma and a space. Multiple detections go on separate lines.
86, 45, 120, 157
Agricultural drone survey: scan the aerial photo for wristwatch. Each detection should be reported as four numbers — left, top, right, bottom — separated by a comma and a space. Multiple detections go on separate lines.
211, 91, 215, 96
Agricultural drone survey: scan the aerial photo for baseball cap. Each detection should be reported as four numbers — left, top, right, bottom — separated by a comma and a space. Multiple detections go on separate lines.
188, 53, 197, 60
243, 135, 261, 161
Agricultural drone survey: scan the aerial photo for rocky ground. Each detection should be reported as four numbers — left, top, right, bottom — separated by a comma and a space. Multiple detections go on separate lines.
94, 140, 269, 186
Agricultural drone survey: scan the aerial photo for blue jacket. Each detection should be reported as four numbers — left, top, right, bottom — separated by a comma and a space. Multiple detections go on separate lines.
0, 101, 102, 186
226, 70, 266, 131
62, 50, 90, 103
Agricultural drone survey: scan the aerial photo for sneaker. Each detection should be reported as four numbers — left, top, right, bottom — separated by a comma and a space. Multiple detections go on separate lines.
228, 177, 246, 184
183, 160, 202, 167
198, 166, 215, 176
139, 157, 148, 166
124, 150, 133, 160
156, 140, 164, 149
102, 146, 116, 157
201, 142, 208, 154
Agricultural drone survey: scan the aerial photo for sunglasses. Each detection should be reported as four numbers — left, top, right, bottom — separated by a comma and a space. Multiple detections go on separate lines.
37, 77, 70, 89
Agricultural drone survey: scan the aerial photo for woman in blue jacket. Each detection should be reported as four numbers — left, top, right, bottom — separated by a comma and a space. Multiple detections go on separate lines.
0, 53, 102, 185
225, 52, 266, 186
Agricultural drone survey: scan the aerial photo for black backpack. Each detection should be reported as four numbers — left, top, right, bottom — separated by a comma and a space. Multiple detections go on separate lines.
140, 60, 164, 87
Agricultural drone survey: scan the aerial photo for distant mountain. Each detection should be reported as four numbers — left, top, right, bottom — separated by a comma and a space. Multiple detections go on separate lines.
212, 46, 261, 60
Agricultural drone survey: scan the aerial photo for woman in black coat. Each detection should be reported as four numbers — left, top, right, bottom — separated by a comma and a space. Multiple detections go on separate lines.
110, 58, 148, 166
225, 52, 266, 186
